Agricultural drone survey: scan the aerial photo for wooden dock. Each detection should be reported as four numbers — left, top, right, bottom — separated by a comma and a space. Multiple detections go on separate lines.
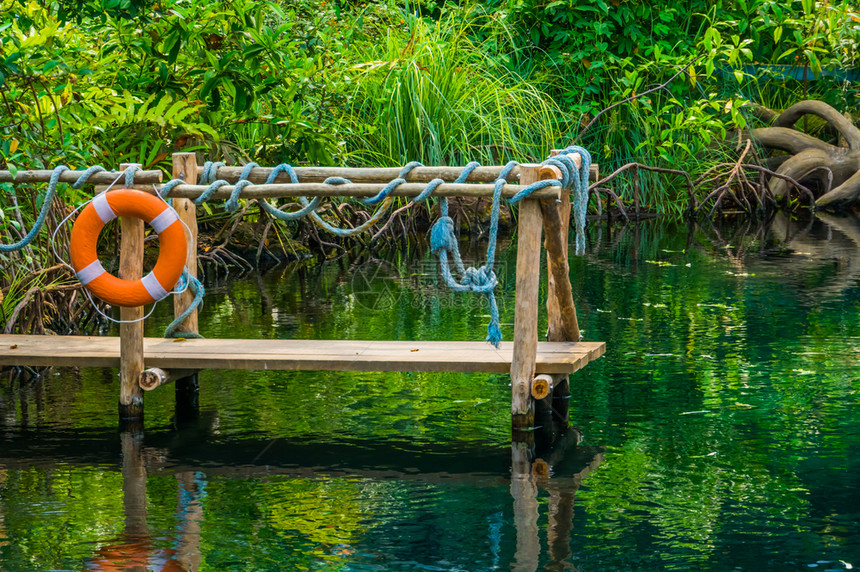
0, 335, 604, 374
1, 152, 605, 431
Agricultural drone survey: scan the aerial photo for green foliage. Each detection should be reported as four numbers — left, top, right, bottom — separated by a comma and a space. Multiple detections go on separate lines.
0, 0, 345, 171
483, 0, 859, 212
336, 4, 567, 166
0, 0, 857, 222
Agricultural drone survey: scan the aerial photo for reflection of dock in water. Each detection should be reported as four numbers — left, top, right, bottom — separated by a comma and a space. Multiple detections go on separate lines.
1, 422, 603, 570
82, 432, 203, 571
512, 428, 604, 572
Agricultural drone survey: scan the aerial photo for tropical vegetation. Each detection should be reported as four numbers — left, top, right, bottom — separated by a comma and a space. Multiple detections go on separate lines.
0, 0, 858, 332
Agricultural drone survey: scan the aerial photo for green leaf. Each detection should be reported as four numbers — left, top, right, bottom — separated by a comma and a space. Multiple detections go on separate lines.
776, 47, 797, 61
200, 76, 219, 99
167, 36, 182, 65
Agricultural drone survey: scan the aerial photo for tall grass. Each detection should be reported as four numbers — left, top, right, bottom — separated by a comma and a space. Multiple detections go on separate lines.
336, 6, 570, 167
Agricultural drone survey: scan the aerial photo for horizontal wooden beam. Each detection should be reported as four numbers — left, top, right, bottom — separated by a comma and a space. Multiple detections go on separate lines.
153, 182, 564, 201
532, 374, 554, 400
0, 335, 605, 375
206, 161, 599, 185
0, 169, 163, 185
139, 367, 198, 391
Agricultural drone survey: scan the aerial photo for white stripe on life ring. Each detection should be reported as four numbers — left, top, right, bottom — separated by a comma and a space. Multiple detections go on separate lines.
92, 193, 118, 224
140, 272, 169, 301
149, 208, 179, 234
76, 259, 106, 285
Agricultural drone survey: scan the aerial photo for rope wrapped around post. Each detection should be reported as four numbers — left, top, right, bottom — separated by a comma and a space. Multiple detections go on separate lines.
163, 268, 205, 338
2, 149, 591, 345
164, 150, 592, 346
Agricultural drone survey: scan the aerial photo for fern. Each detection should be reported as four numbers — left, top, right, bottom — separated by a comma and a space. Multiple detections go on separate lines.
65, 91, 219, 141
59, 91, 219, 167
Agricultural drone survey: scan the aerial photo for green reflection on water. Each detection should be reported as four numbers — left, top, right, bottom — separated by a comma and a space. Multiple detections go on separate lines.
1, 214, 860, 570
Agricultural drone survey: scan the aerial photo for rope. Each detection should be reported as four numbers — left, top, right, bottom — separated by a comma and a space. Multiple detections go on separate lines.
164, 268, 205, 338
551, 145, 592, 255
2, 153, 592, 346
0, 165, 108, 252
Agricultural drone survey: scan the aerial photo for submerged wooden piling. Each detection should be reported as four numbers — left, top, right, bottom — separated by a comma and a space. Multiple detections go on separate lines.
118, 163, 145, 423
511, 164, 543, 431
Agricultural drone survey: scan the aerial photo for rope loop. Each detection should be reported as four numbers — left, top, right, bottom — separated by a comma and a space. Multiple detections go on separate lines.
553, 145, 592, 255
164, 267, 205, 338
199, 161, 226, 185
123, 165, 140, 188
225, 180, 253, 213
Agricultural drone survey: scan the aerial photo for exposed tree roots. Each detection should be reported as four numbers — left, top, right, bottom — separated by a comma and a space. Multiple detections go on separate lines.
751, 100, 860, 210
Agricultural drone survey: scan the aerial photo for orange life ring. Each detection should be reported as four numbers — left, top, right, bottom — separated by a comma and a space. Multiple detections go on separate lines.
70, 189, 187, 307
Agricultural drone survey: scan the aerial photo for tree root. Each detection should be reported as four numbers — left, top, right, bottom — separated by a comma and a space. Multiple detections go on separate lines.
751, 100, 860, 210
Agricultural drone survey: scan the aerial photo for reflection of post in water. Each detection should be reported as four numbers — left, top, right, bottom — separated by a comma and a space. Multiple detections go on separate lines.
511, 440, 540, 572
510, 429, 604, 572
84, 433, 201, 572
0, 468, 6, 551
175, 472, 204, 571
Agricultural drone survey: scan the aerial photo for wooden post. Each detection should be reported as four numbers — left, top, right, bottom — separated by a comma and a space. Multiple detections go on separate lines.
119, 163, 145, 423
172, 153, 199, 334
511, 164, 543, 431
540, 150, 582, 432
171, 152, 200, 422
511, 441, 540, 572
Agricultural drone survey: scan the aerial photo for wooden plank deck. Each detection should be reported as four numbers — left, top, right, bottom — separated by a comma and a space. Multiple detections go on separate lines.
0, 335, 604, 374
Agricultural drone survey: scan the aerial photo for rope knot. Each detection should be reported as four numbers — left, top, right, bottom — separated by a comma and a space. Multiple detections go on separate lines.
430, 216, 457, 254
462, 266, 497, 293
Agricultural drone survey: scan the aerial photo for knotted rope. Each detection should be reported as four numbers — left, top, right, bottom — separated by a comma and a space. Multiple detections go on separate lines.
4, 148, 591, 345
185, 147, 590, 347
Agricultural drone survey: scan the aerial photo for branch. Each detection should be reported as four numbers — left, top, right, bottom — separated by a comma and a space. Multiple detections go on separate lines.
572, 54, 705, 144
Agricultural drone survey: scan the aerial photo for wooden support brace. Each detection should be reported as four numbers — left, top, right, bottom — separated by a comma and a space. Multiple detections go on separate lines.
531, 374, 553, 400
118, 163, 145, 422
511, 164, 543, 430
139, 367, 199, 391
540, 149, 586, 432
541, 159, 580, 343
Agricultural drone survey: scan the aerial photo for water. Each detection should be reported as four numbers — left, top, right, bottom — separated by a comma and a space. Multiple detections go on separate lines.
2, 213, 860, 571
